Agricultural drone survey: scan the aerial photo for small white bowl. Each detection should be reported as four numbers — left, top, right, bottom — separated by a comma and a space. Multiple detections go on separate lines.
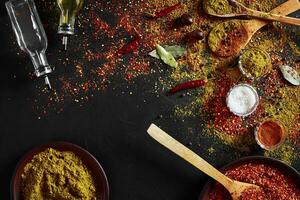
226, 84, 259, 117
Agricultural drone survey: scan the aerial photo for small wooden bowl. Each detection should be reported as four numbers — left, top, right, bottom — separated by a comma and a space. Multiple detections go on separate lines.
198, 156, 300, 200
11, 141, 109, 200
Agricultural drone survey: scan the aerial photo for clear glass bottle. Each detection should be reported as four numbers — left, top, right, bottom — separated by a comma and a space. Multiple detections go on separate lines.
6, 0, 53, 89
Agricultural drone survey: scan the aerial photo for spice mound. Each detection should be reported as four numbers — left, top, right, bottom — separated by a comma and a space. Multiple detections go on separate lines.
226, 84, 258, 117
208, 20, 248, 57
21, 148, 99, 200
203, 0, 233, 15
207, 162, 300, 200
239, 48, 271, 79
255, 120, 285, 150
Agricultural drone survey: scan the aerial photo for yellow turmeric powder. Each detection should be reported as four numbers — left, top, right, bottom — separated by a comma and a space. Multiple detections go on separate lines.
21, 148, 99, 200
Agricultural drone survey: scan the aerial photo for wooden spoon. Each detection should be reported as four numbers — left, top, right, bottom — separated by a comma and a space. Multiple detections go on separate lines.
208, 0, 300, 57
208, 0, 300, 26
147, 124, 260, 200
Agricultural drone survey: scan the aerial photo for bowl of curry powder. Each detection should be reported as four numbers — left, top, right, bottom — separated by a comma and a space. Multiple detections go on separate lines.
11, 142, 109, 200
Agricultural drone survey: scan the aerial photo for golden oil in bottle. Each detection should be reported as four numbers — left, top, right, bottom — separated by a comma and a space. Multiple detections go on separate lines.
57, 0, 84, 49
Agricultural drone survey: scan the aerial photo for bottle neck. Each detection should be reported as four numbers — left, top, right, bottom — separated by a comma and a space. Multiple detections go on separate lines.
58, 10, 75, 35
30, 51, 52, 77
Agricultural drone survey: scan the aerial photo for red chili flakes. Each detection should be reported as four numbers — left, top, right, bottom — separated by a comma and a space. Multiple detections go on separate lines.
208, 162, 300, 200
96, 62, 115, 84
85, 50, 105, 61
212, 97, 246, 136
125, 58, 150, 81
289, 116, 300, 147
90, 12, 110, 36
81, 82, 91, 92
238, 187, 268, 200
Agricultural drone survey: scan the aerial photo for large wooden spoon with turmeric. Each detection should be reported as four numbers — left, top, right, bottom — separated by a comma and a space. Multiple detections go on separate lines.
147, 124, 263, 200
208, 0, 300, 57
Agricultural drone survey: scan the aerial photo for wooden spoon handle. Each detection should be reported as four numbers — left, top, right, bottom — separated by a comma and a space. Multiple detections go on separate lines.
147, 124, 233, 188
250, 0, 300, 29
271, 0, 300, 15
249, 10, 300, 26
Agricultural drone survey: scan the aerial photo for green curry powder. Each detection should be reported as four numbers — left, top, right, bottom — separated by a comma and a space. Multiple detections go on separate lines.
203, 0, 275, 15
203, 0, 233, 15
21, 148, 98, 200
240, 48, 271, 78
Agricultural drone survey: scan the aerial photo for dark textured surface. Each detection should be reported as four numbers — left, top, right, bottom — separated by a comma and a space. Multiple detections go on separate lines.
0, 2, 207, 199
0, 1, 299, 200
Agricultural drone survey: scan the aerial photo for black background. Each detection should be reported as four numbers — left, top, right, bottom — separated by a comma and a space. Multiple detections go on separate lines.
0, 0, 299, 200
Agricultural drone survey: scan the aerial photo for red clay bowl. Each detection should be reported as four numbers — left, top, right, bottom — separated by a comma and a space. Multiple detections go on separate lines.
11, 141, 109, 200
199, 156, 300, 200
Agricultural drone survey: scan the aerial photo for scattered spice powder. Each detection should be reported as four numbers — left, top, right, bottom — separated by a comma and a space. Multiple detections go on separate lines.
21, 148, 99, 200
29, 0, 300, 165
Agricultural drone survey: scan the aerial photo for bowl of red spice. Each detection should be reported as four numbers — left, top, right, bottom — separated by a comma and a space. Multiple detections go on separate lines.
255, 119, 286, 151
11, 141, 109, 200
199, 156, 300, 200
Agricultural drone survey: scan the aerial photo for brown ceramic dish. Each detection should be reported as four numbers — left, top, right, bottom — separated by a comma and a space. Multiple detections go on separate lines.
11, 141, 109, 200
198, 156, 300, 200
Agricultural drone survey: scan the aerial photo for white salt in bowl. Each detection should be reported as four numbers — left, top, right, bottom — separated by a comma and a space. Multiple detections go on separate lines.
226, 84, 259, 117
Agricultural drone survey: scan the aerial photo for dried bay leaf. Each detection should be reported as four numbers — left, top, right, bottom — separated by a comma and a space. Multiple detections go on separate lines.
149, 50, 160, 59
163, 45, 186, 58
149, 45, 186, 59
155, 44, 178, 68
279, 65, 300, 86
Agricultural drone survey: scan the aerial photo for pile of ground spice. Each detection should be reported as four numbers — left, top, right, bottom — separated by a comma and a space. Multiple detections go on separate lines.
21, 148, 98, 200
240, 48, 271, 79
203, 0, 274, 15
203, 0, 234, 15
207, 162, 300, 200
208, 19, 249, 57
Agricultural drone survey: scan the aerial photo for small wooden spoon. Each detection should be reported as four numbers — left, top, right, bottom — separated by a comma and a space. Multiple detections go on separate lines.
208, 0, 300, 57
147, 124, 260, 200
210, 0, 300, 26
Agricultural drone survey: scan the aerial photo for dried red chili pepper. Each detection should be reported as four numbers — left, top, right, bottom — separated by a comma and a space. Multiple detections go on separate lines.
167, 79, 206, 96
150, 3, 181, 19
117, 36, 141, 56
